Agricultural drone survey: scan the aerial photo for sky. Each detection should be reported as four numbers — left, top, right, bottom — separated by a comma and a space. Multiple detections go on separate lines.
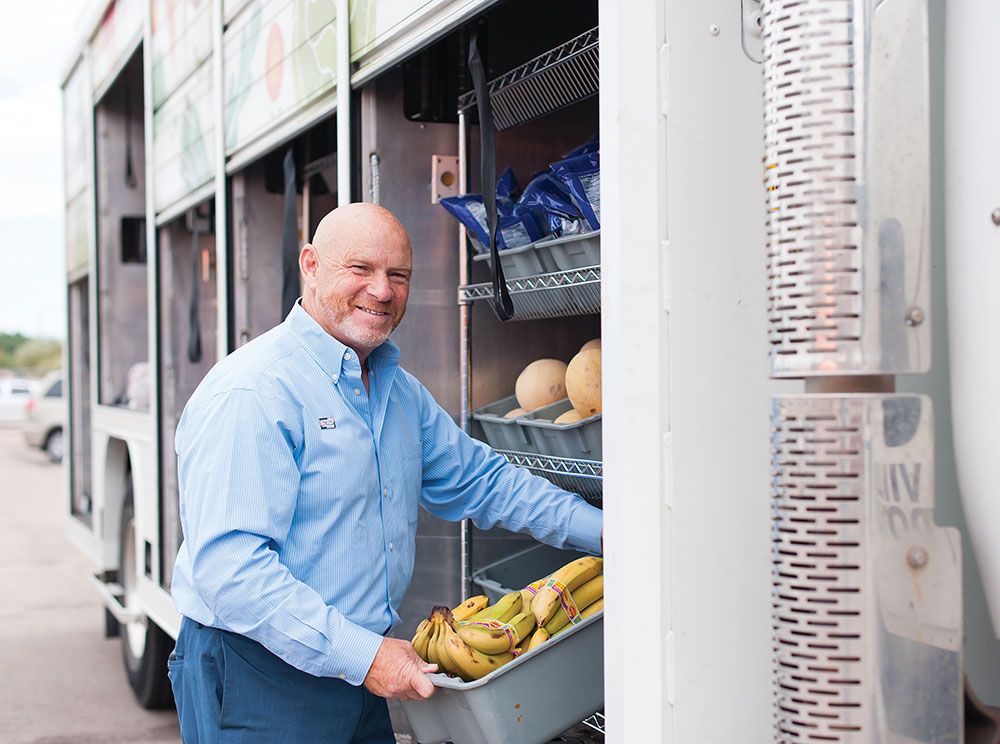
0, 0, 88, 339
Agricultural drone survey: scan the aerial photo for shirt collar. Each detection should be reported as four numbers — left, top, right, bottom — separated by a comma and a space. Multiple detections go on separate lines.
286, 301, 401, 381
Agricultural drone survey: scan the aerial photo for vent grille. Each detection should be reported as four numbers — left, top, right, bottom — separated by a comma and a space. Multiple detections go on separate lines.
763, 0, 864, 375
772, 397, 867, 741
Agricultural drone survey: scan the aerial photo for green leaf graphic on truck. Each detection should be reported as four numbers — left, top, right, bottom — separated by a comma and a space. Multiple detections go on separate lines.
292, 0, 338, 103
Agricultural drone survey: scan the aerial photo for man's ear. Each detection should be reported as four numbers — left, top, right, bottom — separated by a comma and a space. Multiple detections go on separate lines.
299, 243, 318, 287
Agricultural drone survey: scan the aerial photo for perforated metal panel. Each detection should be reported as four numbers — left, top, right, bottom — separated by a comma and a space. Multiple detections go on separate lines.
772, 396, 867, 740
772, 395, 962, 743
762, 0, 931, 376
764, 0, 861, 376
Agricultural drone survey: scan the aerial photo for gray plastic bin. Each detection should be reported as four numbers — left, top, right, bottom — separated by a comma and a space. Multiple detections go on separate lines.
472, 240, 560, 279
402, 544, 604, 743
470, 395, 539, 454
517, 398, 602, 461
399, 611, 603, 744
536, 230, 601, 271
471, 543, 590, 603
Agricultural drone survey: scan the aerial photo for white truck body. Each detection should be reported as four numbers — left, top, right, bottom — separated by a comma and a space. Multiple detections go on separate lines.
60, 0, 1000, 739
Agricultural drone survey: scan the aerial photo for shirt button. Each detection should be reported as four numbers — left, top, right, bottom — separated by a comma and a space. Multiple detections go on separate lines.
338, 673, 346, 680
354, 388, 361, 395
344, 352, 352, 360
383, 487, 388, 497
389, 542, 393, 551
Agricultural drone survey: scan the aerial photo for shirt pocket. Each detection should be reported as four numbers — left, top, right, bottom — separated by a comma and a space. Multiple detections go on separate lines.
382, 397, 423, 526
400, 447, 422, 526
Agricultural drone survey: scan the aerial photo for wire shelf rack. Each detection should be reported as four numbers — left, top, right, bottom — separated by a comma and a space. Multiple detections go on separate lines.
459, 265, 600, 320
581, 711, 606, 735
458, 27, 599, 130
496, 449, 602, 501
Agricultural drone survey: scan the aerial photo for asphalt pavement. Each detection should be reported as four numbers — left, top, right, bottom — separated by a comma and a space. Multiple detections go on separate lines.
0, 427, 182, 744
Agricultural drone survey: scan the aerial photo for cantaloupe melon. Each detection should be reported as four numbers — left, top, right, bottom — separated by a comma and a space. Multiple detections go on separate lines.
579, 338, 601, 354
566, 349, 601, 416
515, 359, 568, 412
505, 407, 527, 418
554, 408, 583, 424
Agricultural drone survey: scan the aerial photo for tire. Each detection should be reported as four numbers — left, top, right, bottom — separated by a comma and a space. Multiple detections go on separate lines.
44, 428, 64, 463
119, 485, 175, 709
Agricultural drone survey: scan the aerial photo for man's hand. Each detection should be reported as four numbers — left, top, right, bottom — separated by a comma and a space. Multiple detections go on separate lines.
363, 637, 438, 701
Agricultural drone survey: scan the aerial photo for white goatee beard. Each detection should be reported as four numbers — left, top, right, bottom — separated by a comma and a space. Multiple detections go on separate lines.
322, 299, 396, 351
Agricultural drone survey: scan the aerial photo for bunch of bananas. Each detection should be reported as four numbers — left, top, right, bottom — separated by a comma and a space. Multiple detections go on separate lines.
410, 555, 603, 682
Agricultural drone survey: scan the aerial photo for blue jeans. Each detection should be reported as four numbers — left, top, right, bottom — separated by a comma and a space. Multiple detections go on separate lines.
168, 617, 394, 744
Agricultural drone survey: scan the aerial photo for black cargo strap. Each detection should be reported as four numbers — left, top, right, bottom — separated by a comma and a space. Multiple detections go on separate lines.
187, 210, 202, 363
281, 149, 300, 319
469, 30, 514, 321
124, 83, 136, 190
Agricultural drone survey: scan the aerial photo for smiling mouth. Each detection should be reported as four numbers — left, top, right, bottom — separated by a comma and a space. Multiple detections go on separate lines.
356, 306, 390, 317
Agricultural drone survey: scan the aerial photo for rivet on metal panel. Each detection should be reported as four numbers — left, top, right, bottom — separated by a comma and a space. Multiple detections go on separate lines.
907, 546, 929, 569
991, 208, 1000, 226
905, 306, 925, 326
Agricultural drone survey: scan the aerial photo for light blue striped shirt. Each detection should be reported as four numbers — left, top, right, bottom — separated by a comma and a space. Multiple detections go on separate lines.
170, 302, 603, 684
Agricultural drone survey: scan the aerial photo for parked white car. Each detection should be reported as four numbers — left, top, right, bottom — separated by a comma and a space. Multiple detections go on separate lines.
22, 373, 65, 462
0, 376, 39, 424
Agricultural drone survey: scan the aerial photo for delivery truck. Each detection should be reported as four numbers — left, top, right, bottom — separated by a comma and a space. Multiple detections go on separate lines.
59, 0, 1000, 740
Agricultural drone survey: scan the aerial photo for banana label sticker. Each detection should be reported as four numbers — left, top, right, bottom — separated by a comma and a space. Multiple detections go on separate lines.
459, 618, 522, 650
539, 577, 582, 625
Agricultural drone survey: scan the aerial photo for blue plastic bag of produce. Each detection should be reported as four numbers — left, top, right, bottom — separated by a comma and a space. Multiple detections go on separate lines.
440, 167, 535, 252
440, 195, 543, 253
550, 151, 600, 230
497, 206, 544, 249
516, 173, 586, 237
495, 167, 518, 216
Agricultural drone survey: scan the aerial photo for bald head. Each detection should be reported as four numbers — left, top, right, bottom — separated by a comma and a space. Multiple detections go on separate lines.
299, 203, 413, 361
311, 202, 411, 260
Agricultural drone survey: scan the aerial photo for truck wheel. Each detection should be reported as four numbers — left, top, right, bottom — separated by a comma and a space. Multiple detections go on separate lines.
44, 428, 64, 463
119, 488, 174, 709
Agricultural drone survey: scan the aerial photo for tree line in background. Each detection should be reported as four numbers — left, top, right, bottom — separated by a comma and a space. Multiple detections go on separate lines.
0, 333, 62, 374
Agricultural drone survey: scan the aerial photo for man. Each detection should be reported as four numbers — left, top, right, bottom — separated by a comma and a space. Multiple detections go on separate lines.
168, 203, 603, 743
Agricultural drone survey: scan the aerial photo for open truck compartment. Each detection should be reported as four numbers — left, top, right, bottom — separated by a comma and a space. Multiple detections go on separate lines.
400, 612, 604, 744
403, 543, 603, 744
59, 0, 992, 738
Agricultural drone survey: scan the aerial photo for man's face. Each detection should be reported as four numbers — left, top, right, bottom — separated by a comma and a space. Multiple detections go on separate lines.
310, 225, 412, 358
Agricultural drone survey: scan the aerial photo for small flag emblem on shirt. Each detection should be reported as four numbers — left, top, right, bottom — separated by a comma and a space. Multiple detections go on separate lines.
318, 417, 337, 429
